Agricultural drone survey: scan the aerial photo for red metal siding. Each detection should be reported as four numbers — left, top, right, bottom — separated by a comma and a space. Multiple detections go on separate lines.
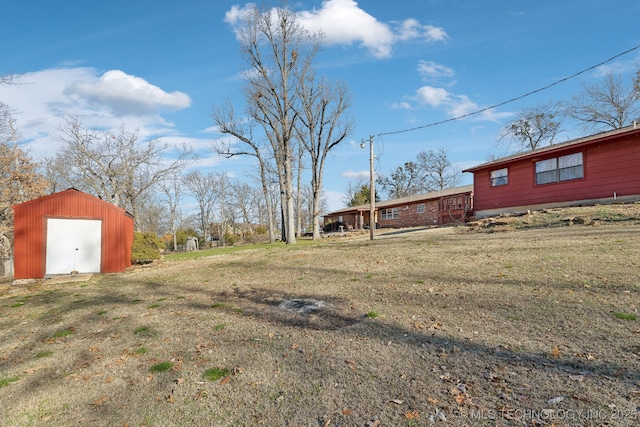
472, 133, 640, 213
12, 189, 133, 279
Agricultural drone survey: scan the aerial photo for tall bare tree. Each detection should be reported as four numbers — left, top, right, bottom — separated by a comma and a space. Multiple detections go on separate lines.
48, 117, 193, 228
158, 173, 183, 251
213, 3, 325, 244
296, 75, 353, 239
498, 102, 561, 151
565, 72, 640, 132
417, 147, 462, 191
378, 161, 426, 199
183, 171, 219, 246
213, 114, 278, 243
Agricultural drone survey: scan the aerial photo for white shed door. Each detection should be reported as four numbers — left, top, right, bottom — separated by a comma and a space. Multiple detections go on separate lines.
45, 219, 102, 275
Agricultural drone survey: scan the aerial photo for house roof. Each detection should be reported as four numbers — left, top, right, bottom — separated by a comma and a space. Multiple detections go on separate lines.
463, 124, 640, 173
326, 184, 473, 216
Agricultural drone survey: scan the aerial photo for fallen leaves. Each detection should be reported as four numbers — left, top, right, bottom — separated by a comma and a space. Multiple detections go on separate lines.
550, 346, 562, 358
404, 410, 419, 419
90, 396, 107, 406
24, 366, 47, 375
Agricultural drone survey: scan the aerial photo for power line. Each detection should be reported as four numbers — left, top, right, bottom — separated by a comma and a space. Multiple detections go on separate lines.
378, 44, 640, 137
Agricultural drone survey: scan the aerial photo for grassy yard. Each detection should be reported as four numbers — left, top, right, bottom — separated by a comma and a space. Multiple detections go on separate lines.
1, 205, 639, 426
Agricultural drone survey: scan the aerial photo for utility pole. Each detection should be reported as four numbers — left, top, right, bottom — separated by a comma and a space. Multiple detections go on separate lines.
361, 135, 375, 240
369, 135, 375, 240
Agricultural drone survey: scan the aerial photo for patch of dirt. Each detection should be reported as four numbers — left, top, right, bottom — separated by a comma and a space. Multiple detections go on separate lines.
0, 204, 639, 426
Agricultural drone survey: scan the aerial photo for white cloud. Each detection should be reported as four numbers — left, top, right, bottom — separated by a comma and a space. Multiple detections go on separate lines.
297, 0, 394, 58
423, 25, 448, 42
391, 101, 413, 110
396, 19, 448, 43
224, 4, 254, 35
65, 70, 191, 116
0, 67, 192, 161
226, 1, 447, 59
341, 169, 369, 179
414, 86, 450, 107
417, 60, 454, 81
409, 85, 489, 119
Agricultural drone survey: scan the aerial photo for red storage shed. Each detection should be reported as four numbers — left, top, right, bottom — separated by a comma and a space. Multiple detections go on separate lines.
12, 188, 134, 279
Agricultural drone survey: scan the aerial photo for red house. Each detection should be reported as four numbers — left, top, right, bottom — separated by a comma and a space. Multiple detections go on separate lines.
324, 185, 474, 230
463, 125, 640, 218
12, 188, 134, 280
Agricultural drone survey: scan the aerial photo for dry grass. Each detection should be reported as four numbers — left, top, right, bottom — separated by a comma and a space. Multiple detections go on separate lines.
1, 205, 639, 426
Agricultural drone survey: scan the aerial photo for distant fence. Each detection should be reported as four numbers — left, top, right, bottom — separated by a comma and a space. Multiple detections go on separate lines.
0, 257, 13, 277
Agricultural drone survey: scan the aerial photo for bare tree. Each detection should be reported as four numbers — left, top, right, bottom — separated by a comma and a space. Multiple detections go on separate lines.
378, 161, 426, 199
294, 141, 306, 238
343, 177, 378, 207
565, 72, 640, 132
213, 3, 325, 244
48, 117, 193, 228
296, 75, 353, 239
417, 147, 462, 191
213, 109, 279, 243
158, 173, 183, 251
229, 179, 259, 225
183, 171, 218, 246
499, 102, 561, 151
136, 196, 168, 235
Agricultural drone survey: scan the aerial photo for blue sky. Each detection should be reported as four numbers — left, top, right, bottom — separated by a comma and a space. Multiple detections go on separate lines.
1, 0, 639, 212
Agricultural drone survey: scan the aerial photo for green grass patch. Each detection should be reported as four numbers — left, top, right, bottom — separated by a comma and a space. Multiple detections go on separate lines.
134, 347, 148, 355
203, 367, 229, 381
36, 351, 53, 358
149, 362, 173, 373
130, 299, 143, 305
52, 329, 73, 338
147, 304, 159, 309
613, 311, 637, 321
97, 310, 107, 315
157, 298, 167, 302
164, 241, 310, 262
211, 302, 228, 309
0, 377, 19, 388
214, 323, 226, 331
133, 326, 151, 335
366, 310, 379, 319
9, 302, 24, 308
415, 279, 425, 284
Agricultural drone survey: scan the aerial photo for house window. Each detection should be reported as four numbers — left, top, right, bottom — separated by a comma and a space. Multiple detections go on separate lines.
381, 207, 399, 220
536, 152, 583, 185
417, 203, 425, 214
490, 168, 508, 186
